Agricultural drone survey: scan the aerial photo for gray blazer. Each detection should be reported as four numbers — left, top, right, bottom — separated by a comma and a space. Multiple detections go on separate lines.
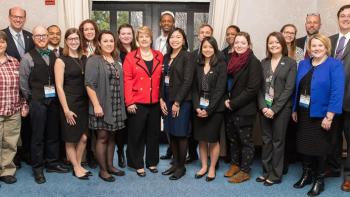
258, 56, 297, 114
85, 55, 127, 125
330, 34, 350, 112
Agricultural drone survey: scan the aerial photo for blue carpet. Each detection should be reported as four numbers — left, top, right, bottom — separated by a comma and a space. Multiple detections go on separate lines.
1, 145, 348, 197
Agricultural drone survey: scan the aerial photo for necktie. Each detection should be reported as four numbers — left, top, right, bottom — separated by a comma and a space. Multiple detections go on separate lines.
53, 48, 59, 57
16, 33, 25, 57
335, 36, 346, 60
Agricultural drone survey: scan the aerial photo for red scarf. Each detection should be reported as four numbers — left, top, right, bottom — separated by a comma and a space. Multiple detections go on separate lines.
227, 49, 252, 75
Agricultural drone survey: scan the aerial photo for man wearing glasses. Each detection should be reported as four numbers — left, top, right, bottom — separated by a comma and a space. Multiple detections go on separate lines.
20, 26, 69, 184
296, 13, 322, 58
2, 6, 35, 170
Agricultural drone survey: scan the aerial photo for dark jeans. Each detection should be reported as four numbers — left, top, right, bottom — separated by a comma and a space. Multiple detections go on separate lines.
30, 99, 60, 170
126, 104, 160, 169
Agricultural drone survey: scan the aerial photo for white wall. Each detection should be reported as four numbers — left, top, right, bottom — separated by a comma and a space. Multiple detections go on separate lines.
0, 0, 58, 33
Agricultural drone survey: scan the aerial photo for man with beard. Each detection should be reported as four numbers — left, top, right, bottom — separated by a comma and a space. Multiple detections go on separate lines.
47, 25, 63, 57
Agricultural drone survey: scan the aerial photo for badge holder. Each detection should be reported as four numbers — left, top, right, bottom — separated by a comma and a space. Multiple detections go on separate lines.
199, 92, 209, 109
299, 92, 310, 109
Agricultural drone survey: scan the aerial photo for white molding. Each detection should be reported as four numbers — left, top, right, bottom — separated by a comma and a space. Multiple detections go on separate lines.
92, 0, 210, 2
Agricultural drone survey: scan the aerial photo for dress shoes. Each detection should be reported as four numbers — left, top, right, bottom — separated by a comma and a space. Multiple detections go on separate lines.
162, 166, 177, 176
46, 164, 70, 173
0, 175, 17, 184
33, 171, 46, 184
72, 171, 89, 180
341, 180, 350, 192
195, 171, 207, 179
255, 176, 266, 183
307, 176, 324, 196
169, 168, 186, 180
147, 167, 158, 173
293, 168, 312, 189
108, 169, 125, 176
98, 173, 115, 182
263, 179, 281, 186
85, 171, 93, 176
206, 173, 216, 182
136, 170, 146, 177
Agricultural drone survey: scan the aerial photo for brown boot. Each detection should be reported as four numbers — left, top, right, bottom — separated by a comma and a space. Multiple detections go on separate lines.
228, 171, 250, 183
224, 164, 240, 177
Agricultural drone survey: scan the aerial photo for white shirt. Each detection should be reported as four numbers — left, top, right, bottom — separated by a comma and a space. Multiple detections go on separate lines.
154, 32, 168, 55
8, 26, 25, 51
335, 31, 350, 56
48, 45, 61, 57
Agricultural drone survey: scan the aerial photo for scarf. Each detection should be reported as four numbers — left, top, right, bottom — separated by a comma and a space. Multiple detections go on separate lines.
227, 48, 252, 76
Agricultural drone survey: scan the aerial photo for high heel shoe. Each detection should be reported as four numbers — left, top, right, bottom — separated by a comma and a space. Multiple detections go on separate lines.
147, 167, 158, 173
162, 166, 176, 176
72, 171, 89, 180
195, 170, 208, 179
136, 169, 146, 177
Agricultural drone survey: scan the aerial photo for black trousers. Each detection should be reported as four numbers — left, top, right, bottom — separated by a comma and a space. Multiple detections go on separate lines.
260, 108, 291, 181
30, 99, 60, 170
127, 104, 160, 169
226, 114, 255, 172
327, 113, 345, 175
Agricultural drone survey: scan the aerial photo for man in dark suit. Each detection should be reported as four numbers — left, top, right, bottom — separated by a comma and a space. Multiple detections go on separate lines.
295, 13, 321, 57
2, 6, 35, 169
329, 4, 350, 192
47, 25, 63, 57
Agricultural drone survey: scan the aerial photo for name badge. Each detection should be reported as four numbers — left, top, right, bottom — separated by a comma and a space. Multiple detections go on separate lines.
44, 85, 56, 98
199, 97, 209, 109
164, 75, 170, 86
265, 93, 273, 107
299, 94, 310, 108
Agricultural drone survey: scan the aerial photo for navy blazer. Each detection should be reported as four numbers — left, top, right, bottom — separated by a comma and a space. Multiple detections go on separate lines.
292, 57, 345, 117
2, 27, 35, 61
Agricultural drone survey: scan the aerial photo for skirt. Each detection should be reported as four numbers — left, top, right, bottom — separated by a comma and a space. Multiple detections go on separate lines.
163, 101, 192, 137
193, 112, 224, 143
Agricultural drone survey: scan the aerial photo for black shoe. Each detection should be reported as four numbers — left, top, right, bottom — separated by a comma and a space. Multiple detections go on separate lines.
195, 170, 207, 179
136, 170, 146, 177
98, 173, 115, 182
293, 168, 312, 189
162, 166, 177, 176
117, 150, 126, 168
307, 175, 324, 196
85, 171, 93, 176
169, 168, 186, 180
256, 176, 266, 183
0, 175, 17, 184
147, 167, 158, 173
108, 169, 125, 176
206, 175, 216, 182
72, 171, 89, 180
33, 171, 46, 184
263, 179, 281, 186
185, 155, 198, 164
46, 164, 70, 173
160, 154, 172, 160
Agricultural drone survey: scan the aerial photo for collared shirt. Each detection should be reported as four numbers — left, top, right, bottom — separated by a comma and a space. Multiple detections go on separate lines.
154, 32, 168, 55
0, 55, 22, 116
48, 45, 60, 57
8, 26, 25, 53
335, 31, 350, 56
19, 48, 50, 100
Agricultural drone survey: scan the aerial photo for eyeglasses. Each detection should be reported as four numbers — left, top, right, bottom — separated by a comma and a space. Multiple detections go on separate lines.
10, 15, 25, 20
33, 34, 48, 40
307, 13, 320, 17
66, 37, 80, 42
282, 31, 296, 36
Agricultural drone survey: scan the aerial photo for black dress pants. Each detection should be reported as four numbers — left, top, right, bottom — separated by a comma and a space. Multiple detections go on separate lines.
30, 99, 60, 170
127, 104, 160, 169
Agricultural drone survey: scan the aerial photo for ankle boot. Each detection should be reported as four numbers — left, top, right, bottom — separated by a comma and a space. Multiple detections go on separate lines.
307, 174, 324, 196
293, 167, 313, 189
118, 150, 126, 168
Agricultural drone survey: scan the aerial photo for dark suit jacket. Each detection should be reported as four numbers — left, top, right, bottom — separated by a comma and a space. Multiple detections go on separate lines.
2, 27, 34, 61
192, 59, 227, 116
160, 50, 194, 103
330, 33, 350, 112
258, 56, 297, 114
227, 53, 262, 116
296, 36, 307, 50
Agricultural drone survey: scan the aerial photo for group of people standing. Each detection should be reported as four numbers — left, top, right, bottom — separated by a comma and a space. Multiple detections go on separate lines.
0, 4, 349, 197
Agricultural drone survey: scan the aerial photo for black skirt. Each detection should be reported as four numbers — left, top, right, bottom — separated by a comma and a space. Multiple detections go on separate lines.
193, 112, 224, 143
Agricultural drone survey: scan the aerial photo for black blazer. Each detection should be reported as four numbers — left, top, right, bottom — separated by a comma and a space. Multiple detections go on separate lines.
160, 50, 194, 103
192, 59, 227, 116
296, 36, 307, 50
330, 33, 350, 111
2, 27, 35, 61
227, 53, 262, 116
258, 56, 297, 114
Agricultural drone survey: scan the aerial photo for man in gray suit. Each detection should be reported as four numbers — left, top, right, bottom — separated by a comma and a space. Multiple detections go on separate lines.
329, 4, 350, 192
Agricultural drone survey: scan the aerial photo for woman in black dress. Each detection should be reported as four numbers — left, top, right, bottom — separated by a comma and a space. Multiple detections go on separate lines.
85, 31, 127, 182
114, 23, 137, 168
192, 37, 227, 182
55, 28, 89, 180
160, 28, 194, 180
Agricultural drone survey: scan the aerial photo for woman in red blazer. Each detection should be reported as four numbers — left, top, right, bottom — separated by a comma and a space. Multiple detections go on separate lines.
123, 26, 163, 177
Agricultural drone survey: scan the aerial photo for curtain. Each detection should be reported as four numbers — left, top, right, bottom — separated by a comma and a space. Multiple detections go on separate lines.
209, 0, 239, 50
